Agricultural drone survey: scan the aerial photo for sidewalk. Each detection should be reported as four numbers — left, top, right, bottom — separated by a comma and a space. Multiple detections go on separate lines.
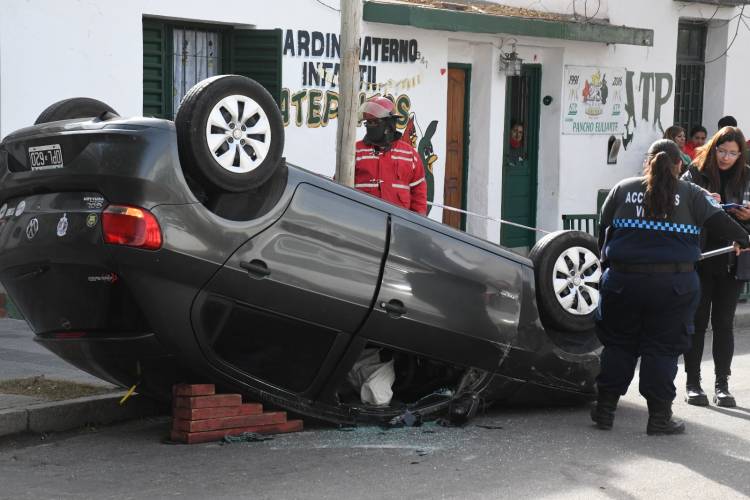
0, 318, 166, 438
3, 304, 750, 439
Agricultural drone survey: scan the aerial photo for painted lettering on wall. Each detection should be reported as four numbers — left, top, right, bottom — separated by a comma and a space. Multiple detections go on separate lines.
283, 29, 419, 90
622, 71, 673, 149
280, 89, 412, 129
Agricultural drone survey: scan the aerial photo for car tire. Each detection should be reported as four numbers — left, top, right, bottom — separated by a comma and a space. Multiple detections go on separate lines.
529, 230, 602, 332
34, 98, 119, 125
175, 75, 284, 193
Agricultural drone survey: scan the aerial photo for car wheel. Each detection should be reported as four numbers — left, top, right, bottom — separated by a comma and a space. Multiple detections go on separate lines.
175, 75, 284, 193
34, 98, 119, 125
529, 230, 601, 332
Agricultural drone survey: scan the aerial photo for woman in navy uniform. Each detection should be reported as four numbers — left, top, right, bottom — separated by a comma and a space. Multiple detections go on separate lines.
591, 139, 749, 435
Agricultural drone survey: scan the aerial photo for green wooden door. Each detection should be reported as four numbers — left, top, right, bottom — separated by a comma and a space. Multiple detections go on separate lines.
501, 64, 541, 248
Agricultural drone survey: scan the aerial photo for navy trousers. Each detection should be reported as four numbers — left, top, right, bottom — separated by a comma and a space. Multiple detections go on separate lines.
595, 269, 700, 401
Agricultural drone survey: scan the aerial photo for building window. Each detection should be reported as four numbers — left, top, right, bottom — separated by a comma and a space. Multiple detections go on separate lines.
142, 18, 282, 119
172, 28, 223, 115
674, 21, 707, 134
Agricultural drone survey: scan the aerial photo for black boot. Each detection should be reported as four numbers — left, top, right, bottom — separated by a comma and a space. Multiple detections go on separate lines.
714, 377, 737, 408
590, 390, 620, 430
685, 378, 709, 407
646, 399, 685, 436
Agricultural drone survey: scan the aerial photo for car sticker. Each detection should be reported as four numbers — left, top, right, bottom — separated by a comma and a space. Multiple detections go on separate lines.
15, 200, 26, 217
83, 196, 105, 210
87, 273, 118, 283
6, 207, 15, 217
86, 213, 98, 228
25, 218, 39, 240
57, 213, 68, 237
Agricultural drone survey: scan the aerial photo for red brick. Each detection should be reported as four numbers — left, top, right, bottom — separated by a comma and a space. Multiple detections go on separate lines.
174, 394, 242, 409
173, 403, 262, 421
0, 294, 6, 306
173, 384, 216, 397
172, 411, 286, 433
171, 420, 304, 444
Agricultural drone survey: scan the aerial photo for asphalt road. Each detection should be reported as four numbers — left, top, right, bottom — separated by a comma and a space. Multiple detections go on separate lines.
0, 328, 748, 499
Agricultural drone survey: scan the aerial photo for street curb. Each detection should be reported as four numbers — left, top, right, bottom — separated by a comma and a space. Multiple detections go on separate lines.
0, 392, 168, 438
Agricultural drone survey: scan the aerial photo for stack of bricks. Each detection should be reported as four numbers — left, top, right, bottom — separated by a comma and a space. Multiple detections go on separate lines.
170, 384, 303, 444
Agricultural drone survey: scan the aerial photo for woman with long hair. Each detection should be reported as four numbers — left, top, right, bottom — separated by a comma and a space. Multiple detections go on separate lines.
591, 139, 749, 435
664, 125, 692, 172
681, 126, 750, 407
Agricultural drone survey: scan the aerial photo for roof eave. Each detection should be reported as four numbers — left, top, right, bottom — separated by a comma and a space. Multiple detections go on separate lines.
363, 2, 654, 47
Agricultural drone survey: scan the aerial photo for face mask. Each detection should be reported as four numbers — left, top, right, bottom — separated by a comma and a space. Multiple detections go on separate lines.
365, 120, 388, 144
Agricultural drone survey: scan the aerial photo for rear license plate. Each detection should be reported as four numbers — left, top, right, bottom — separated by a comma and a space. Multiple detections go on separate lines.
28, 144, 64, 171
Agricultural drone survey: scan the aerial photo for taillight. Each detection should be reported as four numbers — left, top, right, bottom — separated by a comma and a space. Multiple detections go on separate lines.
102, 204, 162, 250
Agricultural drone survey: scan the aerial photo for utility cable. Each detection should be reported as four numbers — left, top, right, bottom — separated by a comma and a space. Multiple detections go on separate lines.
313, 0, 339, 12
705, 5, 746, 64
427, 201, 552, 234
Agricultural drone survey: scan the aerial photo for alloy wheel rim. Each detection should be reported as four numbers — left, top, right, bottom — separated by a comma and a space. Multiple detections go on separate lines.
204, 94, 272, 174
551, 246, 601, 315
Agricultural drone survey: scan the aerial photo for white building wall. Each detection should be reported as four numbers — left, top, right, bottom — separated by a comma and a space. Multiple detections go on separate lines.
704, 19, 730, 135
1, 0, 749, 243
535, 46, 565, 234
723, 22, 750, 130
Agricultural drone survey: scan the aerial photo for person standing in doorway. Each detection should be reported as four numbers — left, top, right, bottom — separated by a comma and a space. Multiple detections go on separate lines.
591, 139, 749, 435
354, 96, 427, 215
681, 126, 750, 408
507, 120, 525, 163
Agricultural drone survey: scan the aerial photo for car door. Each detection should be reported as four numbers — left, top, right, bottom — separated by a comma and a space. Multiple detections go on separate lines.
357, 216, 525, 371
193, 183, 388, 394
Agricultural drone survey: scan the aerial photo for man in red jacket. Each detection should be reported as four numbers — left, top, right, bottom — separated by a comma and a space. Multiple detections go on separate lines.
354, 97, 427, 215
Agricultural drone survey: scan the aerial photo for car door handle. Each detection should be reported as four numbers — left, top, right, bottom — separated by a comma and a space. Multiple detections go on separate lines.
381, 299, 406, 317
240, 259, 270, 278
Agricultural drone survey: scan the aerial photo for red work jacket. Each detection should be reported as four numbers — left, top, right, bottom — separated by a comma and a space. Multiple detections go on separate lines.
354, 138, 427, 214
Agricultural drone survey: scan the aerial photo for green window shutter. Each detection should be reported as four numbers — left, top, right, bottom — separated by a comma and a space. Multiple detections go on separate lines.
143, 20, 170, 118
228, 29, 283, 104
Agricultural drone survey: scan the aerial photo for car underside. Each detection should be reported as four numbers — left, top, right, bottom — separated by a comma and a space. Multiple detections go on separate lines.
0, 76, 602, 425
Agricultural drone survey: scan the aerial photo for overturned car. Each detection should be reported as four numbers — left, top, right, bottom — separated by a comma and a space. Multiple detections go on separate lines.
0, 76, 602, 425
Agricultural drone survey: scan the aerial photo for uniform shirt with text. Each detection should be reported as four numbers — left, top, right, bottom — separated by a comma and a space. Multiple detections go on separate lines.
599, 177, 722, 264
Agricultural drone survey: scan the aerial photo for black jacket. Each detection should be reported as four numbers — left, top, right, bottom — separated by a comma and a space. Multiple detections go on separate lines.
681, 163, 750, 277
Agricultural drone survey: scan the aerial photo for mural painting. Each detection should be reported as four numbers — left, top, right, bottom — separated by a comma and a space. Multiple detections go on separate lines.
280, 28, 440, 208
622, 71, 673, 149
404, 115, 439, 213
